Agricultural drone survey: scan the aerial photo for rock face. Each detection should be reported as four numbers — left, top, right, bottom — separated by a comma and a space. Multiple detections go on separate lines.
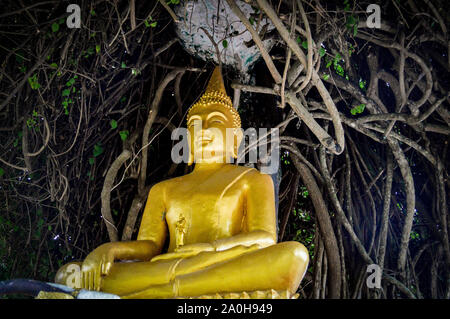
174, 0, 275, 79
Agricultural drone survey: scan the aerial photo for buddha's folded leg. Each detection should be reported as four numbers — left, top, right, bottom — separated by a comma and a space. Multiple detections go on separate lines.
101, 244, 259, 296
175, 241, 309, 297
121, 241, 309, 299
54, 244, 256, 295
56, 241, 309, 298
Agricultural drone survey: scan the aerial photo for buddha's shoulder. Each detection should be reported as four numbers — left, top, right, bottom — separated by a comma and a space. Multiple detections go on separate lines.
227, 165, 273, 188
148, 175, 184, 193
239, 166, 274, 184
148, 165, 272, 192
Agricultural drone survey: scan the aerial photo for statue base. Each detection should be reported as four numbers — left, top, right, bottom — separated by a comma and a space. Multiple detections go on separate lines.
35, 288, 298, 299
180, 289, 298, 299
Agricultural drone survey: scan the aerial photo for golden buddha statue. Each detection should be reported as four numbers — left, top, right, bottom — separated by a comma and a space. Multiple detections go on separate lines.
54, 67, 309, 299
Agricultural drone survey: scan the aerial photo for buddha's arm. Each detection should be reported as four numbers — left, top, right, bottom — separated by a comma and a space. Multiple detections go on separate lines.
214, 171, 277, 250
81, 182, 168, 290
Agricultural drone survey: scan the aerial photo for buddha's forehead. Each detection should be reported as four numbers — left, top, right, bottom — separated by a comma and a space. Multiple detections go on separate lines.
188, 103, 234, 122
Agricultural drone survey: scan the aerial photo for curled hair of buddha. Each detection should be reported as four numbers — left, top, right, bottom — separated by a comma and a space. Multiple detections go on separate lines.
187, 67, 241, 129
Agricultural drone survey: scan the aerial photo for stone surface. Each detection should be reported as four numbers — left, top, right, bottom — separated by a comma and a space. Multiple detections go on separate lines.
37, 283, 121, 299
174, 0, 275, 79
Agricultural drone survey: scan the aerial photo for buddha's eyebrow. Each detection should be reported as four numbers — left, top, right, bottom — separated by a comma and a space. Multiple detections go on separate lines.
187, 115, 202, 125
206, 111, 227, 121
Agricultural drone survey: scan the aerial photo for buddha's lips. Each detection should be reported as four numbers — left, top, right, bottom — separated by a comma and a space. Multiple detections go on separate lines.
195, 135, 214, 145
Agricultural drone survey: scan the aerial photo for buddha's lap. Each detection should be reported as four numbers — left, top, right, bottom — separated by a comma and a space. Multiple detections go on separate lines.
56, 241, 308, 291
104, 241, 307, 283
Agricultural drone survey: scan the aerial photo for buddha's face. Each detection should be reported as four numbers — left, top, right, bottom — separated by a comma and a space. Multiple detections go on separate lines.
187, 104, 241, 164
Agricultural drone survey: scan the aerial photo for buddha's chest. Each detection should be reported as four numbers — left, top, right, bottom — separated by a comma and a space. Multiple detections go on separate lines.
164, 178, 246, 247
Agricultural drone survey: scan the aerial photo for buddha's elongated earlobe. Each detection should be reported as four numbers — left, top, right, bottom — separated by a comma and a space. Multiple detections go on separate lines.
188, 148, 194, 166
232, 128, 243, 159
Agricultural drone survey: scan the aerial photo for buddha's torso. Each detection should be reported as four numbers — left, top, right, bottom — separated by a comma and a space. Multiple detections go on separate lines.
161, 165, 255, 252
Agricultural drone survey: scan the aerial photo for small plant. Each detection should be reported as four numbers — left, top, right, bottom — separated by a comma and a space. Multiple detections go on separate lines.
144, 16, 157, 28
119, 130, 129, 141
28, 74, 41, 90
26, 110, 40, 130
350, 103, 366, 115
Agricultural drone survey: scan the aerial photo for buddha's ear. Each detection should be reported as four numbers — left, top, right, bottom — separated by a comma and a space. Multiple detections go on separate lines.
188, 147, 194, 166
232, 128, 244, 159
187, 128, 194, 166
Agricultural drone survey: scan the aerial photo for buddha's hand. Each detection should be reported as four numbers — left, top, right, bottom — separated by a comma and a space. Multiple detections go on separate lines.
81, 243, 115, 291
151, 243, 215, 262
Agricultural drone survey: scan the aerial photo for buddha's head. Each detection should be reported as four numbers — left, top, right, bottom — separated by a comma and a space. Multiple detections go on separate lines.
186, 67, 243, 165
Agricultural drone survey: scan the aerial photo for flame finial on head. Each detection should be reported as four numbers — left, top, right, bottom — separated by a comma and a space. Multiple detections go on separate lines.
187, 67, 241, 128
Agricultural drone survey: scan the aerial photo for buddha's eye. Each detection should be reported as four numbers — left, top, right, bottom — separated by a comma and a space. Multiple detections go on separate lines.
188, 120, 201, 128
210, 119, 224, 124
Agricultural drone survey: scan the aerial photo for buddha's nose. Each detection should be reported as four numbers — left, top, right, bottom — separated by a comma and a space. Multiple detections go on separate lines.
195, 129, 213, 141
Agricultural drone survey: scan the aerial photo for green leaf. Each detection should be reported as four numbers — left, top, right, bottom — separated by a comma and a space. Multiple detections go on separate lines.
326, 60, 332, 68
96, 44, 101, 54
333, 53, 341, 66
322, 73, 330, 80
66, 78, 75, 87
350, 103, 366, 115
119, 130, 129, 141
50, 63, 58, 68
28, 73, 41, 90
110, 119, 118, 129
150, 21, 157, 28
301, 41, 308, 49
334, 64, 344, 76
88, 157, 95, 165
0, 167, 4, 177
249, 17, 255, 25
62, 88, 71, 97
359, 79, 367, 90
319, 47, 326, 57
90, 9, 96, 16
222, 40, 228, 48
51, 22, 59, 33
344, 0, 351, 11
121, 62, 126, 68
93, 143, 104, 157
346, 15, 356, 27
